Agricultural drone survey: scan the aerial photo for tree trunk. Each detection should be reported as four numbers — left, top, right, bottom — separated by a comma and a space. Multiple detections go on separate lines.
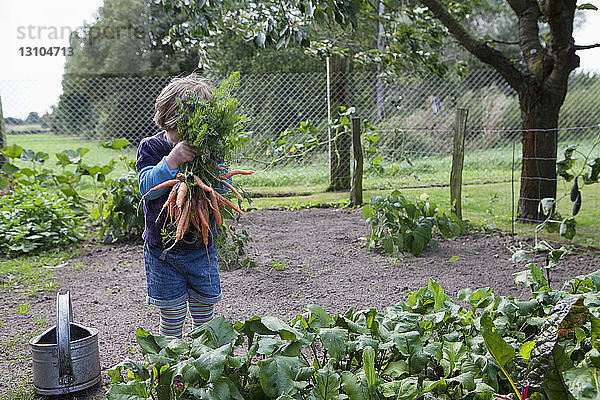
516, 83, 563, 222
327, 54, 352, 192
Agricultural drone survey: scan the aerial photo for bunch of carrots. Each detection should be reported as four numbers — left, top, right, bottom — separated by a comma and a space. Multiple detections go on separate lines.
147, 166, 254, 254
145, 72, 254, 255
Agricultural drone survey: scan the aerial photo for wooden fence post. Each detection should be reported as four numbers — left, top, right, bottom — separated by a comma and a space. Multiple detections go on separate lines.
350, 117, 363, 206
0, 94, 6, 169
450, 108, 468, 220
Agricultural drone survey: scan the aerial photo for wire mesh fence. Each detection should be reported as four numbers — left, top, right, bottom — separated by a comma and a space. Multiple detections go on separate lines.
1, 68, 599, 241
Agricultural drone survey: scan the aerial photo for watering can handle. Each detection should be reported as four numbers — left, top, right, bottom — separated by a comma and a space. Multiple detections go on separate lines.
56, 291, 75, 385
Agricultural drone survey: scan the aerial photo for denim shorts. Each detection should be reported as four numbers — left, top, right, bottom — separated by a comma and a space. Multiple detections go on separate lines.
144, 242, 222, 307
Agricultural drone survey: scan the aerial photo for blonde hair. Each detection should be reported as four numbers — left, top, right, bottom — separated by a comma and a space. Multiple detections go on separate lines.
154, 73, 213, 131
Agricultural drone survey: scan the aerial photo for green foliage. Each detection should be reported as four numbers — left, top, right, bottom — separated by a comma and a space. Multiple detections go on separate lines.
362, 190, 469, 256
215, 224, 254, 270
540, 136, 600, 239
92, 138, 144, 244
108, 267, 600, 399
1, 139, 146, 245
0, 185, 82, 256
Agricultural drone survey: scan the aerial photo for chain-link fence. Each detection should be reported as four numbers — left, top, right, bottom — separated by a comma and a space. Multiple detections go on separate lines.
1, 68, 599, 240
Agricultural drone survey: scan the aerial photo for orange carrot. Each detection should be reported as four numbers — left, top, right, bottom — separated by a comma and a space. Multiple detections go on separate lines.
215, 164, 226, 171
148, 179, 180, 193
209, 191, 223, 226
220, 169, 254, 180
176, 182, 188, 208
197, 196, 210, 231
175, 200, 190, 241
193, 175, 214, 193
191, 210, 202, 232
219, 179, 243, 202
155, 183, 180, 223
199, 197, 210, 248
215, 191, 244, 216
168, 201, 175, 221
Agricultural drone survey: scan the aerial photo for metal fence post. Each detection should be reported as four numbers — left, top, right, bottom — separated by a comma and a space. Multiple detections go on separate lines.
350, 117, 363, 206
450, 108, 468, 219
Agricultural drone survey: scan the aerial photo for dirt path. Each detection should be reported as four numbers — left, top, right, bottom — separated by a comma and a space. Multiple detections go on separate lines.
1, 208, 599, 398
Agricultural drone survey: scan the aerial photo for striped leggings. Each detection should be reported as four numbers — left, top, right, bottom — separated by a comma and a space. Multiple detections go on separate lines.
158, 299, 214, 338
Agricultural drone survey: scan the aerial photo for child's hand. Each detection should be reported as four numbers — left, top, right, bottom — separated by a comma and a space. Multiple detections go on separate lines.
165, 141, 196, 170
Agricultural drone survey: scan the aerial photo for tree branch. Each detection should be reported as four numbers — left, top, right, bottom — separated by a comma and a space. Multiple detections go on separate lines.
419, 0, 525, 91
485, 39, 520, 46
575, 43, 600, 50
506, 0, 547, 79
541, 0, 579, 91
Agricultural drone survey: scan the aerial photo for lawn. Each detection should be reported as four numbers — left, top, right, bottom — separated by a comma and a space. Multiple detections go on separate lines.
4, 132, 600, 245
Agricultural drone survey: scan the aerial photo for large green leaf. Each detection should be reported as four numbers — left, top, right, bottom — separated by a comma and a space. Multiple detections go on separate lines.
563, 367, 600, 399
241, 316, 302, 341
304, 304, 334, 330
313, 361, 341, 400
102, 138, 131, 150
381, 377, 419, 400
362, 346, 377, 389
319, 328, 347, 360
480, 312, 520, 399
481, 313, 515, 366
542, 345, 575, 400
188, 376, 243, 400
190, 343, 231, 382
527, 296, 589, 387
190, 315, 240, 348
258, 355, 299, 398
2, 143, 23, 159
392, 331, 423, 359
135, 327, 162, 355
340, 371, 368, 400
105, 379, 151, 400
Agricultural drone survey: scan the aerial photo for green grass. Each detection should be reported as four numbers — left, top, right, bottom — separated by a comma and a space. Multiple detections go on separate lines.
6, 132, 135, 175
5, 132, 600, 245
5, 123, 49, 133
0, 250, 77, 297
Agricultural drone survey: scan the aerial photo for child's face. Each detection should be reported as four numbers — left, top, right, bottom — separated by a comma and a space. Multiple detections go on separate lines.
165, 129, 180, 144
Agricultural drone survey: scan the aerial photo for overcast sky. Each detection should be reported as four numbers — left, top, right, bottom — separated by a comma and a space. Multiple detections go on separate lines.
1, 0, 599, 119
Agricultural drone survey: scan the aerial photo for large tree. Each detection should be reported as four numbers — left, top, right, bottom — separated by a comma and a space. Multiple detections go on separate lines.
417, 0, 598, 221
161, 0, 598, 217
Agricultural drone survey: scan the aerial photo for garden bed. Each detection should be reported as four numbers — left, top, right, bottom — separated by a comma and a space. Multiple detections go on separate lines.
1, 207, 598, 399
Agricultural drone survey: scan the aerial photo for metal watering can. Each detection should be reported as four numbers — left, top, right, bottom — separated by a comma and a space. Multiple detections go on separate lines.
29, 291, 101, 395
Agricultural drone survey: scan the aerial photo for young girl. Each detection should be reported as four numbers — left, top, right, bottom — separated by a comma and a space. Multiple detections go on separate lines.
136, 74, 221, 338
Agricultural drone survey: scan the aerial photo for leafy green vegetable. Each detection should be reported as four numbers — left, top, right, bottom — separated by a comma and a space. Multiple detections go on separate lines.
108, 268, 600, 400
0, 185, 82, 256
363, 190, 469, 256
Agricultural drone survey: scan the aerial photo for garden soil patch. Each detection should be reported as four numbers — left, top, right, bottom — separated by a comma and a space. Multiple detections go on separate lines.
1, 207, 599, 399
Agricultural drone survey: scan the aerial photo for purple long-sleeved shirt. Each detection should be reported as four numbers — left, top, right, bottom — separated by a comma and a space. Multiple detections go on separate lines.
136, 131, 217, 250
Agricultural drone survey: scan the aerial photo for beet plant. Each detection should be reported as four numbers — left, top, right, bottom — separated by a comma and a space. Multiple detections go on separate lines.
107, 258, 600, 399
362, 190, 469, 257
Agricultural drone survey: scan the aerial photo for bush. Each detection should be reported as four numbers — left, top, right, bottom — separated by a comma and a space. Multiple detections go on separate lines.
0, 186, 83, 256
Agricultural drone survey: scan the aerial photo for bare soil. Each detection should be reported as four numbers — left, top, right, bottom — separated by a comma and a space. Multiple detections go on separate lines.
1, 207, 599, 399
